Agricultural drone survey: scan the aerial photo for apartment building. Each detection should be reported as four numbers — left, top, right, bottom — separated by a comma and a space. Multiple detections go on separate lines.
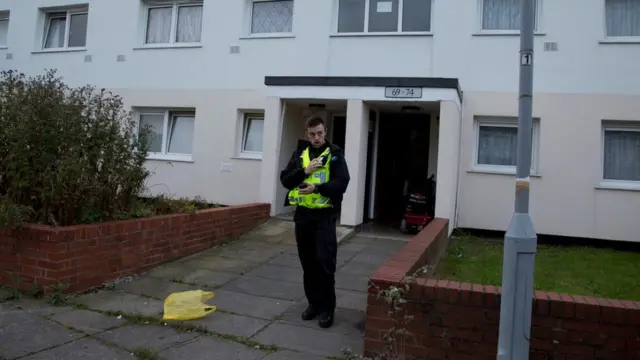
0, 0, 638, 242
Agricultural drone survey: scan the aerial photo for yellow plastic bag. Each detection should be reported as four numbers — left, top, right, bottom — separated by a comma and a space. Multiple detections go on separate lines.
162, 290, 217, 321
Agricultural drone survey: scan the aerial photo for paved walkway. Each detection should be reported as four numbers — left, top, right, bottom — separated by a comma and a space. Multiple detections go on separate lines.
0, 220, 406, 360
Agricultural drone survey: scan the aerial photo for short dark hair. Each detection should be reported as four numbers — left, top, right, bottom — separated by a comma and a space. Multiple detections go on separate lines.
305, 116, 325, 129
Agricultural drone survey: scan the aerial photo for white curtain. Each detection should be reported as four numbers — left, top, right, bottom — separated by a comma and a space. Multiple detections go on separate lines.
0, 19, 8, 46
44, 17, 66, 48
606, 0, 640, 37
177, 5, 203, 42
482, 0, 534, 30
146, 7, 172, 44
244, 118, 264, 152
140, 114, 165, 153
603, 130, 640, 181
477, 126, 518, 166
167, 115, 195, 154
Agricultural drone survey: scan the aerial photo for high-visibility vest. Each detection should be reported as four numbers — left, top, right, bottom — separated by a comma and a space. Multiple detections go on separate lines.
287, 146, 332, 209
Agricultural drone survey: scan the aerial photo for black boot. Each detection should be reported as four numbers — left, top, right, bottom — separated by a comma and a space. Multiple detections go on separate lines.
301, 306, 319, 321
318, 310, 334, 328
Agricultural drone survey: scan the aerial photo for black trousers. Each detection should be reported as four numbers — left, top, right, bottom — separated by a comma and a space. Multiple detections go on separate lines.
294, 209, 338, 313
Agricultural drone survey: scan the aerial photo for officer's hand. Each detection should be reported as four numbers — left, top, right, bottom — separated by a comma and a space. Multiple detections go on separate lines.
304, 158, 322, 174
299, 183, 315, 194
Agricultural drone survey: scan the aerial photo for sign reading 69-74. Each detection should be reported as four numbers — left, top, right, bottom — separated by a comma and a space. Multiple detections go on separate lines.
384, 87, 423, 99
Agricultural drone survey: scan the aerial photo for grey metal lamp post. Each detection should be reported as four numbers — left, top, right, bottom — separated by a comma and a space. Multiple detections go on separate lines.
496, 0, 538, 359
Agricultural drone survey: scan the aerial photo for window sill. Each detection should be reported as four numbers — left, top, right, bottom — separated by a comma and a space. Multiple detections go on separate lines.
0, 46, 7, 50
596, 181, 640, 192
133, 44, 203, 51
468, 168, 541, 177
146, 154, 194, 163
472, 30, 546, 37
599, 38, 640, 44
330, 31, 433, 38
31, 48, 87, 54
239, 34, 295, 40
232, 153, 263, 161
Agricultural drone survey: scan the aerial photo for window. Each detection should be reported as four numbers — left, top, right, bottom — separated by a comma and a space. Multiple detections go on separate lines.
138, 109, 195, 161
480, 0, 538, 31
42, 7, 88, 49
240, 112, 264, 157
474, 117, 539, 173
337, 0, 432, 33
250, 0, 294, 34
0, 11, 9, 48
144, 1, 203, 45
605, 0, 640, 38
602, 124, 640, 184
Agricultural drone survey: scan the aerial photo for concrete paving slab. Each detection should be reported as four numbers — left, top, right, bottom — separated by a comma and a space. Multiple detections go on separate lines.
181, 269, 239, 287
115, 276, 199, 300
221, 276, 304, 301
188, 311, 270, 338
75, 291, 163, 317
216, 244, 286, 263
335, 289, 368, 311
96, 324, 199, 351
360, 240, 406, 255
159, 335, 266, 360
49, 309, 125, 334
183, 257, 262, 275
243, 264, 302, 283
339, 261, 383, 276
9, 298, 74, 316
266, 254, 301, 269
349, 251, 394, 266
253, 323, 363, 357
278, 301, 365, 336
210, 289, 294, 319
19, 338, 134, 360
338, 242, 369, 253
146, 262, 199, 281
337, 250, 359, 268
335, 273, 371, 292
261, 349, 326, 360
0, 310, 83, 359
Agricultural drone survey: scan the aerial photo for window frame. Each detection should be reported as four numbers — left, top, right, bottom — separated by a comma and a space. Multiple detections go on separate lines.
600, 122, 640, 190
602, 0, 640, 42
0, 11, 9, 48
334, 0, 434, 35
42, 7, 88, 50
237, 112, 265, 160
143, 1, 203, 47
472, 116, 540, 175
476, 0, 542, 35
137, 108, 196, 162
248, 0, 295, 36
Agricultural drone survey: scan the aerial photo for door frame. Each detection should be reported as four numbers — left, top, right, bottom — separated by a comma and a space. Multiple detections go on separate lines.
368, 109, 380, 220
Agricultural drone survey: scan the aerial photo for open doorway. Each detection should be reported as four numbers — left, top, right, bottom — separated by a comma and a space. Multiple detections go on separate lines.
370, 109, 437, 230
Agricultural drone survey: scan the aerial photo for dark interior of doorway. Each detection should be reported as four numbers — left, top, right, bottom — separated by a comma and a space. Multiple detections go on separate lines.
373, 112, 431, 228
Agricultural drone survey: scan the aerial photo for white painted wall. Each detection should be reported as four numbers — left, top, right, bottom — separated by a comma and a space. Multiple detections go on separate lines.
435, 101, 462, 234
1, 0, 639, 241
457, 92, 640, 242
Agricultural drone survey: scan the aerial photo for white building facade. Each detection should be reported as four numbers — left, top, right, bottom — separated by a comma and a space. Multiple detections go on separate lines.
1, 0, 639, 242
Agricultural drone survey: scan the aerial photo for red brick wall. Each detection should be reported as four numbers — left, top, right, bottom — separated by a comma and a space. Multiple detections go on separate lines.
365, 219, 640, 360
0, 203, 270, 293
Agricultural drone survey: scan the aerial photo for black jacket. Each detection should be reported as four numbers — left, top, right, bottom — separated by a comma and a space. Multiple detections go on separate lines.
279, 140, 350, 214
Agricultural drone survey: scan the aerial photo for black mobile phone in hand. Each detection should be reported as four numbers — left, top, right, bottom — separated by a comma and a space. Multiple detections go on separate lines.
298, 183, 308, 189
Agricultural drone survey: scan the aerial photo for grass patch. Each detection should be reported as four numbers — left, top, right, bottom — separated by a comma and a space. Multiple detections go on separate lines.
434, 234, 640, 301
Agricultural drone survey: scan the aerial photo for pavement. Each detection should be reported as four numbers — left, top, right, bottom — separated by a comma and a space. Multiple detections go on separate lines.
0, 219, 407, 360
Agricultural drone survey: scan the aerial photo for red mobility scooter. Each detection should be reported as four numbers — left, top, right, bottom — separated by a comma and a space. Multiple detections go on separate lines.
400, 174, 436, 234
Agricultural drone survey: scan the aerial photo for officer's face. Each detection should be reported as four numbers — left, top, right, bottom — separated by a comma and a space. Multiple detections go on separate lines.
306, 124, 326, 148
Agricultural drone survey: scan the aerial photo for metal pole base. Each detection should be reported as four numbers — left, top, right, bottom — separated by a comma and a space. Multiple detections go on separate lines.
497, 213, 537, 360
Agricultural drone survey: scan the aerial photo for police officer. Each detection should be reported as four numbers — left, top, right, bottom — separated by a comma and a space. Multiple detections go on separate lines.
280, 116, 350, 329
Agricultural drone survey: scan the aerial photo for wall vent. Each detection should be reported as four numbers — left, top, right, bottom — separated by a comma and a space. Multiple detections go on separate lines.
230, 45, 240, 54
117, 54, 126, 62
543, 41, 558, 51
